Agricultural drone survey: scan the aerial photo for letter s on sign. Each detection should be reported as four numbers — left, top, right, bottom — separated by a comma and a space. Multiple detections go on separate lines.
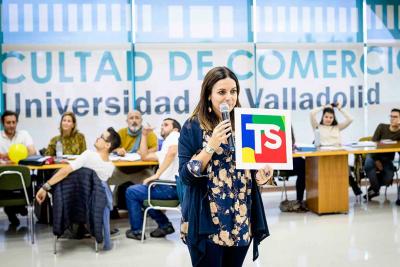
264, 125, 282, 149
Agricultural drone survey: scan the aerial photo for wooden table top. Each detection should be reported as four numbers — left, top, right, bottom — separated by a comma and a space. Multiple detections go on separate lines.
26, 160, 158, 170
293, 143, 400, 158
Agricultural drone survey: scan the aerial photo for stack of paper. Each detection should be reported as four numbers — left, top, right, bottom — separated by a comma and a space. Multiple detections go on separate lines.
319, 146, 344, 151
63, 154, 78, 160
295, 144, 316, 152
350, 141, 377, 147
380, 139, 397, 145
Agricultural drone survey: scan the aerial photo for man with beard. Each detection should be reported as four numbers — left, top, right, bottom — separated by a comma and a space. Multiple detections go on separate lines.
125, 118, 180, 240
0, 110, 37, 226
0, 110, 36, 159
108, 110, 158, 217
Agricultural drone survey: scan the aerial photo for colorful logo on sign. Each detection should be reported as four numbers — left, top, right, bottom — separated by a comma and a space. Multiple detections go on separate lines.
240, 114, 287, 163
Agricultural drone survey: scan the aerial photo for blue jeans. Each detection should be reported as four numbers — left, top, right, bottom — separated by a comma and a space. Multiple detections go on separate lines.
364, 155, 394, 193
125, 184, 177, 232
101, 182, 113, 250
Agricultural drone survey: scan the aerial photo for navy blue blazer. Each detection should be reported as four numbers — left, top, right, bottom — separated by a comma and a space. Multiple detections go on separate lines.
52, 168, 107, 243
178, 117, 269, 266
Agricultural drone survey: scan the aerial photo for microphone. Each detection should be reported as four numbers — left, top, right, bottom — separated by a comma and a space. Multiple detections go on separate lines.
219, 103, 235, 152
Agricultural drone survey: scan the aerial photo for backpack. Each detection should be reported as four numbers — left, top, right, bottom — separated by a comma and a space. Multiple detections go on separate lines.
279, 200, 308, 213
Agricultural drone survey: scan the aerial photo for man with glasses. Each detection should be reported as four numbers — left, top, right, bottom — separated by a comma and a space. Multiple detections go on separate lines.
36, 127, 121, 204
364, 108, 400, 200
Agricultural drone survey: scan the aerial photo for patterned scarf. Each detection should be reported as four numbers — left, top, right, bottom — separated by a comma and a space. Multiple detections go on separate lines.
127, 126, 142, 153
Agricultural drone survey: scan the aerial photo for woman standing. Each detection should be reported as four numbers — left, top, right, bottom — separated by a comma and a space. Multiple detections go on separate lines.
46, 111, 86, 156
178, 66, 272, 267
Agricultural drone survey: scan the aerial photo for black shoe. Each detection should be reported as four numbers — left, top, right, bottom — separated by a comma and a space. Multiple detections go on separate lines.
349, 175, 362, 196
8, 214, 20, 227
363, 190, 379, 201
60, 228, 76, 239
75, 224, 90, 239
110, 228, 119, 236
6, 223, 18, 234
150, 223, 175, 238
18, 207, 28, 216
110, 208, 120, 219
351, 185, 362, 196
297, 201, 309, 212
125, 229, 145, 240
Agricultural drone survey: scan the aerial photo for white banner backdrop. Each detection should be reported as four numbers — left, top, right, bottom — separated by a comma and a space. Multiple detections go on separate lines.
134, 43, 255, 135
366, 45, 400, 135
2, 45, 132, 149
135, 44, 371, 144
1, 43, 399, 150
255, 44, 366, 144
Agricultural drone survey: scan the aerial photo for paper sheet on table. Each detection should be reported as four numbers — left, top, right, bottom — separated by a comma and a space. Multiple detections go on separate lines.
380, 139, 397, 145
319, 146, 344, 151
109, 153, 141, 162
349, 141, 377, 147
63, 154, 78, 160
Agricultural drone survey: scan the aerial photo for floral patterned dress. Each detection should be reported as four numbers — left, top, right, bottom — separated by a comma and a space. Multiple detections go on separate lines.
181, 130, 253, 247
205, 131, 253, 247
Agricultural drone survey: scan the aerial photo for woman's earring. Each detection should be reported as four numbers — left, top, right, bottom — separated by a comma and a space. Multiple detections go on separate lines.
208, 106, 212, 113
208, 100, 212, 113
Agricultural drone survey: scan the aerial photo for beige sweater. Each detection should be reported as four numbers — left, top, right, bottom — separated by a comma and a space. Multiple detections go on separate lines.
310, 106, 353, 146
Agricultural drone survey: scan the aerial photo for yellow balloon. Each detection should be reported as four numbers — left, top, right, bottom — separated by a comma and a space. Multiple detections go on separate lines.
8, 144, 28, 163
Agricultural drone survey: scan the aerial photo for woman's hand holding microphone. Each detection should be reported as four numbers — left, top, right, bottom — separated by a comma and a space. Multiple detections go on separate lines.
206, 120, 232, 153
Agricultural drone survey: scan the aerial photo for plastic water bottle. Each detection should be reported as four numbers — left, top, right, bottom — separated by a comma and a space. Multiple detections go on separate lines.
56, 140, 63, 161
314, 128, 321, 148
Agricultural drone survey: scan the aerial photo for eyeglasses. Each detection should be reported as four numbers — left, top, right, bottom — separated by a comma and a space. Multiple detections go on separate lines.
99, 135, 108, 142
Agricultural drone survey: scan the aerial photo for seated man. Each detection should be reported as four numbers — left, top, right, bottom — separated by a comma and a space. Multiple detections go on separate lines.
125, 118, 181, 240
36, 127, 121, 204
36, 127, 121, 240
364, 108, 400, 200
108, 110, 158, 214
0, 110, 37, 226
279, 128, 307, 211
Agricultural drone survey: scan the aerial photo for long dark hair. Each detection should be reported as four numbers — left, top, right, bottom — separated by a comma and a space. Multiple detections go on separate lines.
319, 107, 338, 126
190, 66, 241, 132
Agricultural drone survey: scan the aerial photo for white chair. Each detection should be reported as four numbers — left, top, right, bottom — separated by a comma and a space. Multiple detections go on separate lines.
141, 180, 180, 242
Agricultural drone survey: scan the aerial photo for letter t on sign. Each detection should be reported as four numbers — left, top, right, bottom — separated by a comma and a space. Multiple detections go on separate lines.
245, 124, 282, 153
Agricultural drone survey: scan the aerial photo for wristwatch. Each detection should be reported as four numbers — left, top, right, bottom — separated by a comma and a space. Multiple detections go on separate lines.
204, 145, 215, 154
42, 182, 52, 192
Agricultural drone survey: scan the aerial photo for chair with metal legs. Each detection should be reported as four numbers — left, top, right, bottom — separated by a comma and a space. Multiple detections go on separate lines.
0, 166, 35, 244
141, 180, 180, 242
354, 141, 400, 203
273, 170, 291, 201
50, 168, 109, 254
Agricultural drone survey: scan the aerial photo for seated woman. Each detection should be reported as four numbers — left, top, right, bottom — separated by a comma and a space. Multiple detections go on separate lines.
310, 102, 361, 196
45, 111, 87, 156
310, 102, 353, 146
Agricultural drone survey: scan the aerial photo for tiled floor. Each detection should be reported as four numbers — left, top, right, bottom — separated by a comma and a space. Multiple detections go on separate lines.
1, 187, 400, 267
